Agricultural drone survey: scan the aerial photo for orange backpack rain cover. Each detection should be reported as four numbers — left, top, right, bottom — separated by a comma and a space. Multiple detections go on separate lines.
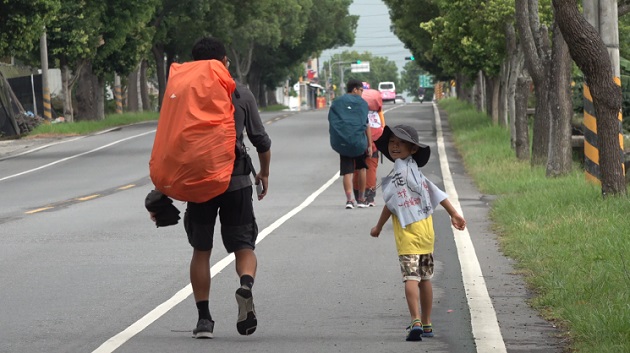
149, 60, 236, 203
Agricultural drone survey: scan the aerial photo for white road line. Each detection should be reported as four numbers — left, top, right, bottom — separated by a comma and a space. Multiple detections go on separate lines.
0, 136, 85, 161
433, 103, 507, 352
0, 131, 156, 182
92, 172, 340, 353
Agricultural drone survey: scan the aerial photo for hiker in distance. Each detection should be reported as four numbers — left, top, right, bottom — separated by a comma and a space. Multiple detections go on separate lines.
327, 78, 373, 209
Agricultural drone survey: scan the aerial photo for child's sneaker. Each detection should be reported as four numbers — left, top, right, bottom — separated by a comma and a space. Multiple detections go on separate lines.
357, 199, 368, 208
422, 324, 434, 338
345, 200, 355, 209
192, 318, 214, 339
405, 319, 423, 341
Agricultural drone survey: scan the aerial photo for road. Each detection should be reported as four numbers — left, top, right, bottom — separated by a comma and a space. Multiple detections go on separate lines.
0, 103, 562, 353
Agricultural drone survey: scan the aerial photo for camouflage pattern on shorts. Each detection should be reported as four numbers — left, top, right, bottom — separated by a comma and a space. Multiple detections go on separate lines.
398, 254, 434, 281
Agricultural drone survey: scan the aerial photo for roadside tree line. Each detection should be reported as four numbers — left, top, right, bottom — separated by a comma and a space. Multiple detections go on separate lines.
384, 0, 630, 196
0, 0, 358, 120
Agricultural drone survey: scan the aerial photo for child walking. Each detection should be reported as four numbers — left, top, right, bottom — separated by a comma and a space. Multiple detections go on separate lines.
369, 124, 466, 341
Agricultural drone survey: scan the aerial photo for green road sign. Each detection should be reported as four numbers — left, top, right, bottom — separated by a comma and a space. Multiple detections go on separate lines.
419, 74, 433, 88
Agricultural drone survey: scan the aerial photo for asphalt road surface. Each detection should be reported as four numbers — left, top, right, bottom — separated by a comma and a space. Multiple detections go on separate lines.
0, 103, 563, 353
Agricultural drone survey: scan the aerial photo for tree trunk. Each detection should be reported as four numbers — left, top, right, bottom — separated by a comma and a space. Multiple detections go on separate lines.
127, 65, 140, 112
546, 21, 573, 177
75, 61, 99, 121
61, 63, 74, 123
553, 0, 626, 195
140, 59, 151, 111
456, 74, 473, 104
474, 71, 485, 112
505, 22, 525, 148
152, 44, 166, 109
267, 88, 278, 106
247, 69, 262, 106
96, 78, 105, 120
498, 60, 508, 127
490, 76, 500, 125
515, 0, 553, 166
515, 75, 532, 160
229, 42, 254, 83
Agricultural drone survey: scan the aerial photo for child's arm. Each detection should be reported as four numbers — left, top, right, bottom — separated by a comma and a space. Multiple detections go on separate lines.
440, 199, 466, 231
370, 206, 392, 237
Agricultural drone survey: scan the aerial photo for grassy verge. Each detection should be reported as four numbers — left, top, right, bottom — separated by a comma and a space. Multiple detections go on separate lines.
28, 112, 159, 136
439, 98, 630, 353
259, 104, 289, 112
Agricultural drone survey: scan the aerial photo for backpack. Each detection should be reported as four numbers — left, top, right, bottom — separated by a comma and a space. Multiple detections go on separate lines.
328, 94, 369, 157
362, 88, 385, 142
149, 60, 236, 203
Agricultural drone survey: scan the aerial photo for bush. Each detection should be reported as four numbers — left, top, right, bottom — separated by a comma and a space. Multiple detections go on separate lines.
15, 112, 44, 135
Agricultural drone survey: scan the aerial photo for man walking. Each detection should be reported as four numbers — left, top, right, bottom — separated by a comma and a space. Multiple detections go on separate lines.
328, 79, 372, 209
149, 36, 271, 339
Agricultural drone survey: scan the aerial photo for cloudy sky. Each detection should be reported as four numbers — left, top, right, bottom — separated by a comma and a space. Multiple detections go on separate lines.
320, 0, 413, 84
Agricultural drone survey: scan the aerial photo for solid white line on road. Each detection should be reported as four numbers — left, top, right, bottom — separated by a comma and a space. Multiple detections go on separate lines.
0, 136, 85, 161
433, 103, 507, 352
0, 131, 156, 182
92, 172, 341, 353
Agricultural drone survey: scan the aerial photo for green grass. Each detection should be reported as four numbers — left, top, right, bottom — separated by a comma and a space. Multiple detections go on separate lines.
29, 112, 159, 136
259, 104, 289, 112
440, 98, 630, 352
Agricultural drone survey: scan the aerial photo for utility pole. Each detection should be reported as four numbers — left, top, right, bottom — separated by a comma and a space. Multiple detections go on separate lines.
582, 0, 624, 183
332, 59, 353, 96
114, 73, 123, 114
39, 29, 52, 120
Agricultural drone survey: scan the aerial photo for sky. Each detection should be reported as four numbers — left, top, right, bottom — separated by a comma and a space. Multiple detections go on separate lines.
320, 0, 413, 90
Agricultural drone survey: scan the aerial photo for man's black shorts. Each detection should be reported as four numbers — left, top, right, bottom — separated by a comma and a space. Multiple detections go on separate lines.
340, 154, 368, 175
184, 186, 258, 252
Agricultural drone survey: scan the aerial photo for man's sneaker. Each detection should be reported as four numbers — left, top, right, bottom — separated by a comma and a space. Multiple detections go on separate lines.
366, 189, 376, 207
345, 200, 355, 209
357, 199, 369, 208
235, 287, 257, 335
192, 318, 214, 339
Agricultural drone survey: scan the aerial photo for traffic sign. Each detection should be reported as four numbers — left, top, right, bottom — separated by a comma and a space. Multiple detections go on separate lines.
351, 62, 370, 73
419, 74, 433, 88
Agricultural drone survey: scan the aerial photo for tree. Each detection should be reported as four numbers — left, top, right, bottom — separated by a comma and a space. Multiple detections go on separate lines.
224, 0, 312, 83
322, 51, 399, 97
546, 18, 573, 177
382, 0, 445, 79
0, 0, 60, 57
150, 0, 230, 107
400, 61, 424, 98
249, 0, 357, 105
45, 0, 102, 121
75, 0, 159, 120
553, 0, 626, 195
515, 0, 554, 166
421, 0, 513, 121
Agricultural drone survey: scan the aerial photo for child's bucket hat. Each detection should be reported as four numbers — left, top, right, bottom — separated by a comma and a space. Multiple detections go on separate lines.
375, 124, 431, 167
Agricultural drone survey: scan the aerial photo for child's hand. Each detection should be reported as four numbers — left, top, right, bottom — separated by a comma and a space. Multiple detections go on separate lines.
370, 226, 381, 237
451, 213, 466, 231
